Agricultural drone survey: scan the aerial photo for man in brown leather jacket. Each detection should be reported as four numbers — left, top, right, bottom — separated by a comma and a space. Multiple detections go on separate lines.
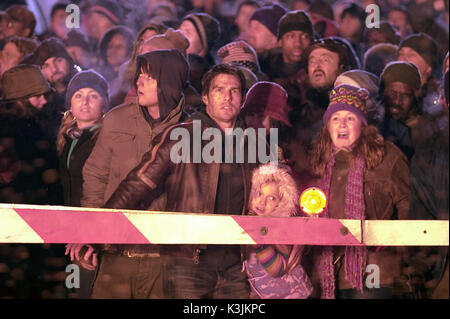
103, 64, 266, 298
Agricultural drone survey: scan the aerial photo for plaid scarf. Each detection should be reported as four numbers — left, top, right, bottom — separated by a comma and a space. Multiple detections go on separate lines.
316, 150, 367, 298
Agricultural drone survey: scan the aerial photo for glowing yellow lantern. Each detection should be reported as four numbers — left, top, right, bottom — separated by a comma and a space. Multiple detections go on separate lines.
300, 187, 327, 215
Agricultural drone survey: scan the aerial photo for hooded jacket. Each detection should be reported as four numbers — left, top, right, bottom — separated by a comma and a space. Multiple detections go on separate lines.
81, 49, 189, 208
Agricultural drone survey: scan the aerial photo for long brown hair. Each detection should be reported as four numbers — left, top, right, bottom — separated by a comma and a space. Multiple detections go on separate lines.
309, 124, 385, 177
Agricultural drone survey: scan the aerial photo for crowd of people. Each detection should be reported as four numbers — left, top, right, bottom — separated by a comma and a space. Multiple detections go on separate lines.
0, 0, 448, 299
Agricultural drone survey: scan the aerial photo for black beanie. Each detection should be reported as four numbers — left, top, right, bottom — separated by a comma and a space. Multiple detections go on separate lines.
249, 4, 287, 37
183, 13, 220, 52
66, 70, 109, 109
399, 33, 438, 70
278, 10, 314, 40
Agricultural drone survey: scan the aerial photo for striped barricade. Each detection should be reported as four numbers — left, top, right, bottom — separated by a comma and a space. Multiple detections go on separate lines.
0, 203, 448, 246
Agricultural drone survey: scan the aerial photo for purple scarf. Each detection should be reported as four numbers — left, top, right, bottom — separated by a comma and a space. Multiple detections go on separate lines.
317, 150, 367, 299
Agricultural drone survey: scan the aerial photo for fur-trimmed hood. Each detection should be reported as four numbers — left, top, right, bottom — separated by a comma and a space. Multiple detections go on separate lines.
249, 163, 300, 217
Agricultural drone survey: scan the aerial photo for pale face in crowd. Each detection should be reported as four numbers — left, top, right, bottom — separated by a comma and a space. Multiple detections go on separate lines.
70, 88, 105, 129
327, 110, 362, 151
136, 69, 159, 118
279, 30, 311, 64
250, 182, 282, 216
339, 14, 362, 40
106, 34, 129, 70
0, 41, 22, 76
203, 73, 243, 131
84, 11, 114, 41
387, 10, 411, 36
66, 45, 92, 69
28, 94, 48, 110
51, 9, 70, 39
397, 47, 430, 86
247, 20, 278, 54
179, 20, 206, 57
308, 48, 343, 91
235, 4, 258, 34
292, 0, 309, 11
41, 56, 70, 84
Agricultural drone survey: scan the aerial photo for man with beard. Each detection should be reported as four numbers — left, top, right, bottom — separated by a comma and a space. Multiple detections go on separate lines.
21, 37, 79, 105
291, 38, 350, 150
378, 61, 422, 160
279, 38, 352, 179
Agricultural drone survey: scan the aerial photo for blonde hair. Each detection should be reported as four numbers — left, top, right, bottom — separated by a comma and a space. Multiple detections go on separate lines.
56, 110, 76, 155
249, 163, 300, 217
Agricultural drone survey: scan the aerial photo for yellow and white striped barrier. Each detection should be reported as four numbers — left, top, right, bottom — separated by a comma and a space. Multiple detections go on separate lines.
0, 203, 448, 246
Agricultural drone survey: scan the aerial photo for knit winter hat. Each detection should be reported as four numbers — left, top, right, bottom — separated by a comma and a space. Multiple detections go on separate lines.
141, 28, 189, 56
323, 84, 369, 125
380, 61, 422, 94
399, 33, 438, 70
335, 70, 379, 97
182, 13, 220, 52
0, 64, 54, 102
277, 10, 314, 40
63, 29, 92, 53
28, 37, 74, 67
335, 70, 380, 123
243, 81, 292, 127
89, 0, 123, 25
217, 41, 260, 74
249, 4, 287, 37
65, 69, 109, 109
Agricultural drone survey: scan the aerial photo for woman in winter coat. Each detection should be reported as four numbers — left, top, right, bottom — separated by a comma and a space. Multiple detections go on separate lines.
307, 84, 410, 299
57, 70, 109, 207
59, 70, 109, 299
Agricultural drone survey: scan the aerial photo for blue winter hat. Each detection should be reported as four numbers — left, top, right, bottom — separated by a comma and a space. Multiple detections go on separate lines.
66, 69, 109, 109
